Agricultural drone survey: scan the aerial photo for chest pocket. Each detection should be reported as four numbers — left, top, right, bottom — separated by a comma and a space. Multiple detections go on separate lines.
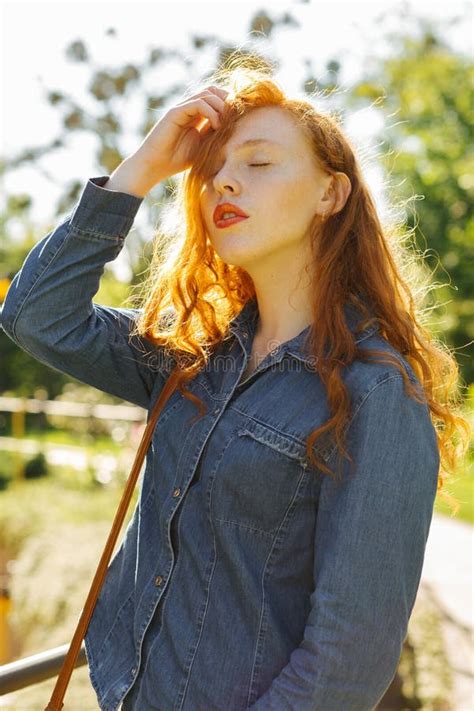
210, 419, 310, 535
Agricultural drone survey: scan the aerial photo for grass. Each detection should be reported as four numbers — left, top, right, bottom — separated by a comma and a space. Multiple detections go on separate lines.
433, 442, 474, 524
0, 462, 139, 557
434, 469, 474, 523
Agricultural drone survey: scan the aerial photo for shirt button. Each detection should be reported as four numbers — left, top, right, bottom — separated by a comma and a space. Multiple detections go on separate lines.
172, 487, 181, 497
242, 329, 248, 338
213, 406, 219, 415
155, 575, 163, 586
131, 667, 137, 675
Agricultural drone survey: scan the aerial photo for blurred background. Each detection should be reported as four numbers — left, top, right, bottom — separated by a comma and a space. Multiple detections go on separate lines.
0, 0, 472, 708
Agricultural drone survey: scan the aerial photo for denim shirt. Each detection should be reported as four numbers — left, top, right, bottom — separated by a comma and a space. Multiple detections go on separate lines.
0, 176, 440, 711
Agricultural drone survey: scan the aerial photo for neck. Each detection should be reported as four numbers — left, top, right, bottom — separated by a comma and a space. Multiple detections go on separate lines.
246, 241, 314, 347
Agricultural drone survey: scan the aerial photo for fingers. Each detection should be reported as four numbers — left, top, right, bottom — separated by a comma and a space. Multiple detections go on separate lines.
181, 85, 228, 108
197, 98, 222, 129
195, 86, 228, 118
192, 84, 229, 113
201, 94, 226, 123
181, 97, 224, 131
206, 85, 229, 100
174, 85, 229, 131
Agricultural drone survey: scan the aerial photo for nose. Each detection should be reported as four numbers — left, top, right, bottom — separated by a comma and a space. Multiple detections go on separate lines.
213, 170, 239, 195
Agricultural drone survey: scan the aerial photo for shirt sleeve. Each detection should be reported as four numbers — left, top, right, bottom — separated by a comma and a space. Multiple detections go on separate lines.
0, 175, 171, 410
248, 373, 440, 711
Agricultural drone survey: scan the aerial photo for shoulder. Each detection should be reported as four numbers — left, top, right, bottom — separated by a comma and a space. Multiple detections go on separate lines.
344, 330, 427, 413
325, 335, 440, 481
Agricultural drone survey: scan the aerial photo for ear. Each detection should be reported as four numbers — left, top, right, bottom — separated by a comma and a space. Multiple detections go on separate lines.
321, 172, 352, 215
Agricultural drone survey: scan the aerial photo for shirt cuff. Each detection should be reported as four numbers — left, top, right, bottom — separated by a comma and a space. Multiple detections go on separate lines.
69, 175, 145, 239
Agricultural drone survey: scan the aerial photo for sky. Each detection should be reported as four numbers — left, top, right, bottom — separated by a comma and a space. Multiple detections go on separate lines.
0, 0, 472, 278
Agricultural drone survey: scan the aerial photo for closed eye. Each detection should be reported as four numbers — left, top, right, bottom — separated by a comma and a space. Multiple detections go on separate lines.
207, 163, 271, 179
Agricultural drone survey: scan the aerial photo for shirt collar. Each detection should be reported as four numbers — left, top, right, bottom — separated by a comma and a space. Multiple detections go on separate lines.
228, 295, 379, 365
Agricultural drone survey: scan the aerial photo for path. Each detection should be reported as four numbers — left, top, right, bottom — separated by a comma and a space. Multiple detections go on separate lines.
421, 511, 473, 710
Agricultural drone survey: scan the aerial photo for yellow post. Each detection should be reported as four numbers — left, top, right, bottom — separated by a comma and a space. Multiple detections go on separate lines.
0, 589, 12, 663
0, 276, 11, 302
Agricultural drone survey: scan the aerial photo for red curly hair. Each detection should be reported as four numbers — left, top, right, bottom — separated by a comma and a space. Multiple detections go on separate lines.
127, 55, 471, 515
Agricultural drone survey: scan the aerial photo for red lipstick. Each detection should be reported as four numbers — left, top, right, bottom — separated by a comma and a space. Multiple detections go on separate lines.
213, 202, 249, 228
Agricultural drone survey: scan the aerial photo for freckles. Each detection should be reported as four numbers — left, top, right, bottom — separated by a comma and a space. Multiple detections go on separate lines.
292, 172, 317, 200
278, 180, 305, 209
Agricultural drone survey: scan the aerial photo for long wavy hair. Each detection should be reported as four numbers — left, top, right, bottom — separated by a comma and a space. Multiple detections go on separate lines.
127, 57, 471, 515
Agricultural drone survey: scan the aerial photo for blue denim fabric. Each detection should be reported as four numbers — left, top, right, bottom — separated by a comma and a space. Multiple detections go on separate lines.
0, 176, 440, 711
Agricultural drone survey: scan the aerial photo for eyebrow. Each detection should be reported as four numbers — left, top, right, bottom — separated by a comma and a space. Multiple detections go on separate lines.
238, 138, 281, 148
225, 138, 283, 152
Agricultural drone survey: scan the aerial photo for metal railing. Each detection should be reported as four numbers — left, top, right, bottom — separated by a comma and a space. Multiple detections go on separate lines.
0, 642, 87, 695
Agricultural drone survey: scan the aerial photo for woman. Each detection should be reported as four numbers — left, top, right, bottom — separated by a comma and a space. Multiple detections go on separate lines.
1, 63, 469, 711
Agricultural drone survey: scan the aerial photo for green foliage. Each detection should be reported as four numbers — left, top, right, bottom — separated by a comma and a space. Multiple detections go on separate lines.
0, 227, 72, 396
23, 451, 49, 480
434, 458, 474, 524
349, 22, 473, 385
0, 455, 13, 490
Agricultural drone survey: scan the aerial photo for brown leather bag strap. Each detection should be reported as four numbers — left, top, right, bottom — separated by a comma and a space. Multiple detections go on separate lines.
44, 363, 182, 711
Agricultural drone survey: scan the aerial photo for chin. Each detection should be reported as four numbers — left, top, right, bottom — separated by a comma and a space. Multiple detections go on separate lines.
214, 246, 262, 270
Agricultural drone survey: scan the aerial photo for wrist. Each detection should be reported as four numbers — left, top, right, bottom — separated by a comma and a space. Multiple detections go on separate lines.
102, 156, 156, 198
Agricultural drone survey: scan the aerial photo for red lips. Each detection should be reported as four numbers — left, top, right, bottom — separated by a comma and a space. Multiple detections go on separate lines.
213, 202, 249, 225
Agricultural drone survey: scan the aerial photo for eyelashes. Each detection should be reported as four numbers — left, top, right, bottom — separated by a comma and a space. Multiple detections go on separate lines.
208, 163, 271, 178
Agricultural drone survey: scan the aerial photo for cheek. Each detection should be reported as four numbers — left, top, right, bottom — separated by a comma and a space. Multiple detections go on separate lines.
265, 175, 316, 228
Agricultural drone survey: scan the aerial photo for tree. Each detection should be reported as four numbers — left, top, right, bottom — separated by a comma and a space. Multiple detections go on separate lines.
348, 11, 473, 385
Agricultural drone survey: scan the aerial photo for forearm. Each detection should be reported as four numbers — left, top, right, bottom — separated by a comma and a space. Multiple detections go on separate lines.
103, 154, 159, 198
